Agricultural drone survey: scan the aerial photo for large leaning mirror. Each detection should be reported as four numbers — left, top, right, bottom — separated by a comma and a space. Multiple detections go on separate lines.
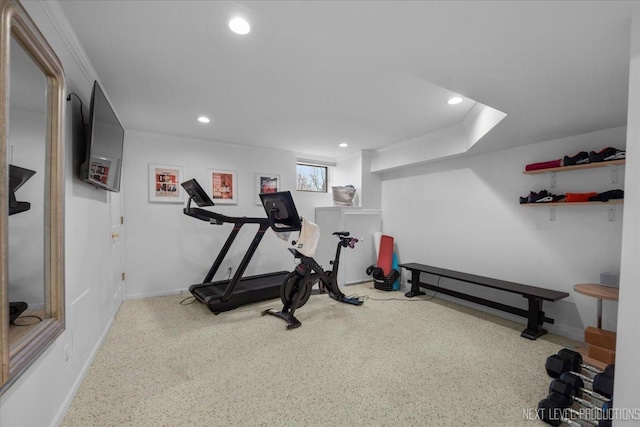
0, 0, 64, 392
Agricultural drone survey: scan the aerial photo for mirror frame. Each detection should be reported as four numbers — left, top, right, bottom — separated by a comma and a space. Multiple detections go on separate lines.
0, 0, 65, 393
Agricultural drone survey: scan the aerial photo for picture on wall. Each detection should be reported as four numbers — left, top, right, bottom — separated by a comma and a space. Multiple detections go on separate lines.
148, 164, 184, 203
208, 169, 237, 204
89, 157, 113, 185
256, 173, 280, 205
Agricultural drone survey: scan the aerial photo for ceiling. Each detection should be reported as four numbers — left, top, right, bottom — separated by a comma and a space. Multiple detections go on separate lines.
57, 1, 640, 161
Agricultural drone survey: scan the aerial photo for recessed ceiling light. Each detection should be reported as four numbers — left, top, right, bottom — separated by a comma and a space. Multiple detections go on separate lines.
447, 97, 463, 105
229, 17, 250, 35
197, 116, 210, 124
338, 142, 349, 148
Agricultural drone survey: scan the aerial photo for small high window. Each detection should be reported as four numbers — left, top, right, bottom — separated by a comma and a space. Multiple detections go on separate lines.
296, 163, 327, 192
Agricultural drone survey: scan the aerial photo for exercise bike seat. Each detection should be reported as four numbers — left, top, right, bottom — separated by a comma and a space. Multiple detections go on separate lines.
332, 231, 350, 237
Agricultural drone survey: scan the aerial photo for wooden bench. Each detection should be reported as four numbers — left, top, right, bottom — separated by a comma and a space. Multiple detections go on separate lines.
399, 263, 569, 340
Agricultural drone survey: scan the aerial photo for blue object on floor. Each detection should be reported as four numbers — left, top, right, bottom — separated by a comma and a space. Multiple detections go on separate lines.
392, 253, 400, 291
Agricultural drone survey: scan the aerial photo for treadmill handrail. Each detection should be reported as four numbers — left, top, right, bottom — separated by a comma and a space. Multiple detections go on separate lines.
183, 206, 269, 225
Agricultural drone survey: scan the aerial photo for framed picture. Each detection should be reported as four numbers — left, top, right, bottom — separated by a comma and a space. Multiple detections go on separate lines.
89, 156, 116, 187
148, 164, 184, 203
256, 173, 280, 205
208, 169, 237, 205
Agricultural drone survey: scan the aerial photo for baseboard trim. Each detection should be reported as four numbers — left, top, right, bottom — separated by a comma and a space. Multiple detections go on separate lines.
50, 316, 114, 427
546, 323, 584, 343
125, 287, 190, 300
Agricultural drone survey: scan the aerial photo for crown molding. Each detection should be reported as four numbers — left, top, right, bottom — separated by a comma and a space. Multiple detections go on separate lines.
125, 129, 338, 166
38, 0, 97, 86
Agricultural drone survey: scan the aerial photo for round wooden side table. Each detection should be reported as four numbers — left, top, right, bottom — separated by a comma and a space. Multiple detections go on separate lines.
574, 283, 619, 328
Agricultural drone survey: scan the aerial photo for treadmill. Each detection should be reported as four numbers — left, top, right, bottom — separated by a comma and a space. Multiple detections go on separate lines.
181, 179, 300, 314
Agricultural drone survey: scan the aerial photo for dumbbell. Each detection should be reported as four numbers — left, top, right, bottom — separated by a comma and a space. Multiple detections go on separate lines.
544, 392, 613, 427
538, 392, 613, 427
557, 349, 615, 378
556, 371, 613, 401
546, 350, 615, 379
545, 355, 614, 399
550, 378, 611, 410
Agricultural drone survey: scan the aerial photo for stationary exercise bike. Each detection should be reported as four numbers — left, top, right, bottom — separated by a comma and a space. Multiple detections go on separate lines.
260, 191, 363, 330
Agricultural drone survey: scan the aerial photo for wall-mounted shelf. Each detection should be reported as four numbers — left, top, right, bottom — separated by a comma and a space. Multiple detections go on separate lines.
523, 159, 625, 175
522, 158, 624, 221
524, 160, 624, 188
524, 199, 622, 221
523, 199, 623, 207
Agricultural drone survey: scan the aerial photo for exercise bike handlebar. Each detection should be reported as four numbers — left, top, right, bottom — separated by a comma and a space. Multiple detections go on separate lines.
346, 237, 358, 249
333, 232, 358, 248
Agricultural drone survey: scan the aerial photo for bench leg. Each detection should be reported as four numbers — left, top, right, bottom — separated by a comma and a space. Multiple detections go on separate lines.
521, 297, 548, 340
404, 270, 426, 298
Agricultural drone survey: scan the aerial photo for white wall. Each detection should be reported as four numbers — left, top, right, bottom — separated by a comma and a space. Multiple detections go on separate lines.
612, 13, 640, 424
334, 150, 382, 209
360, 150, 382, 209
122, 130, 334, 298
1, 3, 118, 427
381, 126, 626, 340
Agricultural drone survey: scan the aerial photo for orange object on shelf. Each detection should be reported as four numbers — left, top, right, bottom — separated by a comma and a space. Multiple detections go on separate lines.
565, 192, 598, 202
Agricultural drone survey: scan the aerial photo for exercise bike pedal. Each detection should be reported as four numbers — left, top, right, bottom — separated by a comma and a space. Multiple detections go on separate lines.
329, 292, 363, 306
343, 297, 364, 306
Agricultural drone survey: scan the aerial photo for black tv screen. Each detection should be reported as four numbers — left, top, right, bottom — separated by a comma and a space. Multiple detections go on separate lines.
81, 81, 125, 192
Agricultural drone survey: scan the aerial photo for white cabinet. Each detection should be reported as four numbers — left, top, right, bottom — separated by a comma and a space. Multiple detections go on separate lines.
314, 207, 382, 286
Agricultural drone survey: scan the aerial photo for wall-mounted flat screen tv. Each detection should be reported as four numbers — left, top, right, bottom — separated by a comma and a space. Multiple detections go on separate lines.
81, 81, 125, 192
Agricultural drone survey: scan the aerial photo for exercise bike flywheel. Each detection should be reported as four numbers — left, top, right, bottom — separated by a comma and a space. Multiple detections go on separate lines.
281, 271, 315, 309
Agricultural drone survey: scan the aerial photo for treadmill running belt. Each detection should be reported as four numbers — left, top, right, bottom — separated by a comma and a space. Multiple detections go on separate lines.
190, 271, 289, 314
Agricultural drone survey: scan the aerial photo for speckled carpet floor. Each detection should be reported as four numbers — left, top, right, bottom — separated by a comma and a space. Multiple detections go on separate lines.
61, 282, 579, 427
